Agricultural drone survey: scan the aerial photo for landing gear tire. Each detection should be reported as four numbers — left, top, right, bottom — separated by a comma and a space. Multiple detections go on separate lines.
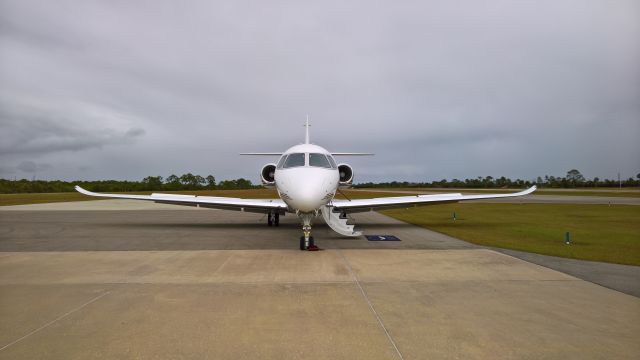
299, 236, 317, 251
299, 236, 315, 251
267, 213, 273, 227
274, 213, 280, 227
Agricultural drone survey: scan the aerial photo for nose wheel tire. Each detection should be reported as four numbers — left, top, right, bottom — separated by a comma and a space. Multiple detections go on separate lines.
274, 213, 280, 226
299, 236, 314, 250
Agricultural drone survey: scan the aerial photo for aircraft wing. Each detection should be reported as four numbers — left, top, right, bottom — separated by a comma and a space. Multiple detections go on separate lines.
75, 186, 288, 214
331, 186, 537, 213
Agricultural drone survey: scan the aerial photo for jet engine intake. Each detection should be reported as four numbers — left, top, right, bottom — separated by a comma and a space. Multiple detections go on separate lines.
260, 163, 276, 186
338, 164, 353, 187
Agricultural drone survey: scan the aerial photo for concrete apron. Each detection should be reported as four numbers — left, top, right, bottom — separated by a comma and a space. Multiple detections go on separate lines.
0, 249, 638, 359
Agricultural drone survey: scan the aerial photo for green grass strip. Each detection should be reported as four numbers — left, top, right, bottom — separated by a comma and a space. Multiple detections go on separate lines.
382, 203, 640, 265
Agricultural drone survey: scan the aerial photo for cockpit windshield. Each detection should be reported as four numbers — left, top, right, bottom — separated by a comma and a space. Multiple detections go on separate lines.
309, 153, 332, 168
326, 155, 337, 168
277, 155, 287, 169
283, 153, 305, 168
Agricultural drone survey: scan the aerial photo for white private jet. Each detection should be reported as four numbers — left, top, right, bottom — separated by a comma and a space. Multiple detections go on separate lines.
76, 121, 536, 250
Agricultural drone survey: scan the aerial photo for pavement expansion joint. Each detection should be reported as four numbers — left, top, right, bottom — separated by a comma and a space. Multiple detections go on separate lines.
0, 290, 111, 352
337, 249, 405, 360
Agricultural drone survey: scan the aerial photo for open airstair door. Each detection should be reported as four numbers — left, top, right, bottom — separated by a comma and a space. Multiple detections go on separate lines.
321, 205, 363, 237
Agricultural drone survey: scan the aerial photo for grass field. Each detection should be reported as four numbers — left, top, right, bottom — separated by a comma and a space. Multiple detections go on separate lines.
356, 188, 640, 197
382, 203, 640, 266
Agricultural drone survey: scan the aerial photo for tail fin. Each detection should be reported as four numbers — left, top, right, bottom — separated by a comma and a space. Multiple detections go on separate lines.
305, 115, 310, 144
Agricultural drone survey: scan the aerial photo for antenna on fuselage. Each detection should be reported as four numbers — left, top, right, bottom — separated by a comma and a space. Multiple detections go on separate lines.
304, 115, 310, 144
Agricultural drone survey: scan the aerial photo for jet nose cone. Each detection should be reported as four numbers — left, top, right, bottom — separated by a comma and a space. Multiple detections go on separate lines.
289, 180, 327, 213
294, 193, 322, 213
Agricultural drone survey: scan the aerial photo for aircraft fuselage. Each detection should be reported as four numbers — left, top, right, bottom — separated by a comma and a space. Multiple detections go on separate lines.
274, 143, 340, 213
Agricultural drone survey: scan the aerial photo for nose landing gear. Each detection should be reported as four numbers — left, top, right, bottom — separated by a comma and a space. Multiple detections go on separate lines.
299, 214, 319, 251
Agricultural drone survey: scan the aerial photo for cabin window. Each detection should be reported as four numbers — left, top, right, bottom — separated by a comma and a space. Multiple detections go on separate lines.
309, 153, 332, 168
283, 153, 305, 168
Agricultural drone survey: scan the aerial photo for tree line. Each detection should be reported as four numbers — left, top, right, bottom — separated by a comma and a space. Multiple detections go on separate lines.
354, 169, 640, 189
1, 169, 638, 194
0, 174, 259, 194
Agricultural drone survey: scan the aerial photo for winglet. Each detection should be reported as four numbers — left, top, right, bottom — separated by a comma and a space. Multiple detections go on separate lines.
75, 185, 96, 196
516, 185, 537, 196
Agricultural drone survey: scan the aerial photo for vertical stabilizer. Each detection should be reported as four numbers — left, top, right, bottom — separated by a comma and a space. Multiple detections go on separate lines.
305, 115, 310, 144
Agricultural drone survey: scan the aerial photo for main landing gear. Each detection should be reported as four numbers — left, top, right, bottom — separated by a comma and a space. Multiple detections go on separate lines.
267, 212, 280, 227
299, 214, 319, 251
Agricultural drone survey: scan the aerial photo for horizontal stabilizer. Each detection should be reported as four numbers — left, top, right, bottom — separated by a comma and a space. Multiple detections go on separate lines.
239, 153, 283, 156
331, 153, 374, 156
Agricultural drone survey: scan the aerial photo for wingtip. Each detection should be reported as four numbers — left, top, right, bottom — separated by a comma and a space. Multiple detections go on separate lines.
74, 185, 89, 195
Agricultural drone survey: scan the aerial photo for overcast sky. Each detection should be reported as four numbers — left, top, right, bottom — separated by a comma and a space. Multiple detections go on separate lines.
1, 0, 638, 183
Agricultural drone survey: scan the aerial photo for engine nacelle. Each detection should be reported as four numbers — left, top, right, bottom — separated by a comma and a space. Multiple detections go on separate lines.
338, 164, 354, 187
260, 163, 276, 186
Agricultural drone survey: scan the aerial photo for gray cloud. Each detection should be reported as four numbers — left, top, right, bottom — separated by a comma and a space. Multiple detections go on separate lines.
16, 160, 51, 173
0, 166, 16, 175
0, 96, 145, 155
0, 160, 52, 176
0, 0, 638, 182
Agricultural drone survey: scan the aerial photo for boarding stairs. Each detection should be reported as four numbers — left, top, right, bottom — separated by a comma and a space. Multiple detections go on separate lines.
321, 205, 363, 237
